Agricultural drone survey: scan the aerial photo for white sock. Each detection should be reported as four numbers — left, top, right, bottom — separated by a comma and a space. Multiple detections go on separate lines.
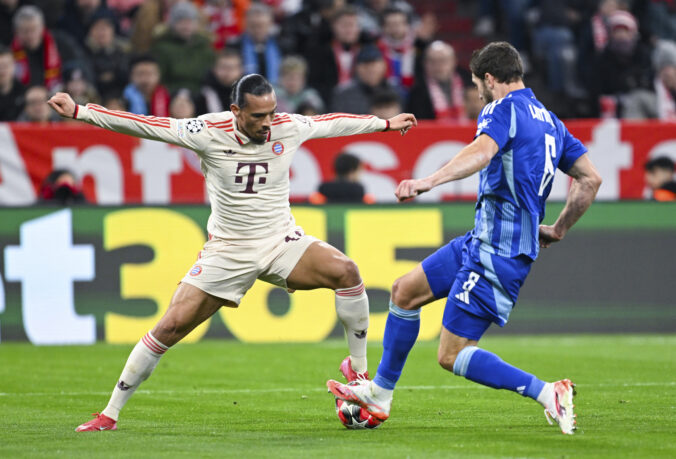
101, 331, 168, 421
536, 382, 554, 408
335, 282, 369, 374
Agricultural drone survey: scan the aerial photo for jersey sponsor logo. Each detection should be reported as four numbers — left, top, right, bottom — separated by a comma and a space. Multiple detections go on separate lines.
272, 141, 284, 155
186, 119, 204, 134
235, 162, 269, 194
189, 265, 202, 276
176, 121, 185, 138
222, 149, 236, 156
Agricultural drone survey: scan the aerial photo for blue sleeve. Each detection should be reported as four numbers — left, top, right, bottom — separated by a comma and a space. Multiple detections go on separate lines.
557, 124, 587, 173
474, 100, 511, 150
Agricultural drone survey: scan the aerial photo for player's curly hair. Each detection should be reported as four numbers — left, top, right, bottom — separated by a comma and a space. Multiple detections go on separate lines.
230, 74, 273, 109
470, 41, 524, 84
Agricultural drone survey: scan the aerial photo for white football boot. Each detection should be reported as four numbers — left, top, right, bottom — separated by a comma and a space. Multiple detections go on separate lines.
327, 379, 391, 421
541, 379, 577, 435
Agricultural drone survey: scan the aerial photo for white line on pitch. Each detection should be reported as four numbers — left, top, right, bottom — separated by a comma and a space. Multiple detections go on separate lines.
0, 381, 673, 397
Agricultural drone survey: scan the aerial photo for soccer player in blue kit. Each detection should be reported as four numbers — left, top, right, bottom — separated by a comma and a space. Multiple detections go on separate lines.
328, 42, 602, 435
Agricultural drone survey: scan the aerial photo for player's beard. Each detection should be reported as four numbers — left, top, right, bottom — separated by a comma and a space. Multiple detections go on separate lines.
481, 85, 493, 104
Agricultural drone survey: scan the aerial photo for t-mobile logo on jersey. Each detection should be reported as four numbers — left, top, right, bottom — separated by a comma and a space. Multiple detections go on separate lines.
235, 162, 269, 194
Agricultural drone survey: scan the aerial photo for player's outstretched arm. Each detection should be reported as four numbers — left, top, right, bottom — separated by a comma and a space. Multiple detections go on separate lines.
48, 92, 211, 153
395, 133, 498, 201
539, 154, 602, 248
297, 112, 417, 141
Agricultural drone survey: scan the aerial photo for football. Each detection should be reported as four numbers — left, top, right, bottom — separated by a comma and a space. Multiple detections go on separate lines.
334, 398, 382, 430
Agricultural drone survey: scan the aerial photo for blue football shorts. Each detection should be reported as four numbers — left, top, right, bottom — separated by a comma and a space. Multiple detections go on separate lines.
421, 232, 532, 341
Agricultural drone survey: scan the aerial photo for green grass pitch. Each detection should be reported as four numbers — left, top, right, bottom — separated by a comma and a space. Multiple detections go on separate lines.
1, 335, 674, 458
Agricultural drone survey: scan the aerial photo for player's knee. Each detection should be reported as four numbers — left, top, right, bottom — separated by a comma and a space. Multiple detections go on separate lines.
335, 257, 361, 288
391, 277, 415, 310
437, 349, 458, 373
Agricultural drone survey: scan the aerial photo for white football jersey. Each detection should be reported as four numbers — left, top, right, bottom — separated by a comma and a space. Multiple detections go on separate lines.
75, 104, 387, 241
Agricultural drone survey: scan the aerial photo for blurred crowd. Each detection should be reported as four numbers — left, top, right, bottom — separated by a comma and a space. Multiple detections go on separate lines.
0, 0, 674, 124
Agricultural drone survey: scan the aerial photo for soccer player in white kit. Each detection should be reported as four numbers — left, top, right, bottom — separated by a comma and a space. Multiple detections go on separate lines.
47, 74, 417, 432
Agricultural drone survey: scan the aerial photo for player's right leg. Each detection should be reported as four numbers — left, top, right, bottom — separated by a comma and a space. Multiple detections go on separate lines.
75, 283, 230, 432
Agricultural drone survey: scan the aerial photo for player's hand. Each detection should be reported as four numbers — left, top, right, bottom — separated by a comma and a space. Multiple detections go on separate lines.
395, 178, 432, 201
538, 225, 564, 248
47, 92, 76, 119
387, 113, 417, 136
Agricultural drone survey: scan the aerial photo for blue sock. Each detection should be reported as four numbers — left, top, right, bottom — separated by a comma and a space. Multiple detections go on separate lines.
373, 301, 420, 390
453, 346, 545, 399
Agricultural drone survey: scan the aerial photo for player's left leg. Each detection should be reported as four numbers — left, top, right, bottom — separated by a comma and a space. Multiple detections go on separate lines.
285, 241, 369, 377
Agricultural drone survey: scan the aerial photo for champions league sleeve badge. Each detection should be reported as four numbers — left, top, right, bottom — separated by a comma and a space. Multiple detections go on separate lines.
186, 119, 204, 134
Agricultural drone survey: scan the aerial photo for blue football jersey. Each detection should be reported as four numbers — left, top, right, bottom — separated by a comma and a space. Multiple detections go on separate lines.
470, 88, 587, 260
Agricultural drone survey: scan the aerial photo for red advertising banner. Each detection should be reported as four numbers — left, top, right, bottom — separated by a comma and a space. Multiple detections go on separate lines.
0, 119, 673, 205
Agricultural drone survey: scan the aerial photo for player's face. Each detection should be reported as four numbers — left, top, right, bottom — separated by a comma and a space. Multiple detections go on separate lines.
472, 74, 493, 104
231, 92, 277, 144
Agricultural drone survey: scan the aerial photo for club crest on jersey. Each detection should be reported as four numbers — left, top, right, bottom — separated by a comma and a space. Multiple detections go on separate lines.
272, 141, 284, 155
189, 265, 202, 276
186, 119, 204, 134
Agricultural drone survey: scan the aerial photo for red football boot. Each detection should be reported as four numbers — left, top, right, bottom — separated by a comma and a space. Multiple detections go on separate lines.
75, 412, 117, 432
339, 356, 369, 382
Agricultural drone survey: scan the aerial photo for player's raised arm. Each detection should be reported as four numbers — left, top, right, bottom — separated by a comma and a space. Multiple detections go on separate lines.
295, 112, 417, 142
48, 92, 212, 154
395, 133, 499, 201
539, 154, 602, 248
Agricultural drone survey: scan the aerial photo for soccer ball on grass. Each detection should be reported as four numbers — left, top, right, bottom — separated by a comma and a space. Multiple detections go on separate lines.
334, 397, 382, 429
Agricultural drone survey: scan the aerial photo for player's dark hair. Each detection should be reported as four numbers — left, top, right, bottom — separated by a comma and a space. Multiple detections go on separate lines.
129, 54, 159, 69
230, 74, 273, 109
217, 47, 242, 62
470, 41, 524, 84
334, 152, 361, 177
645, 156, 675, 172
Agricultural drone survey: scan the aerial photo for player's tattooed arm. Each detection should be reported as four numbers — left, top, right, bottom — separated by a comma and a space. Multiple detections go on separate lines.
539, 154, 602, 248
395, 133, 498, 201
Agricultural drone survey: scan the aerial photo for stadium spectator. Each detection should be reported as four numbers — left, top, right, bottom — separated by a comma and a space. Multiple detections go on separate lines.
106, 0, 145, 36
231, 3, 282, 84
473, 0, 529, 54
11, 5, 89, 92
369, 88, 401, 119
357, 0, 414, 39
0, 44, 25, 121
593, 10, 654, 118
123, 55, 170, 116
0, 0, 19, 45
296, 100, 320, 116
590, 0, 627, 52
197, 48, 243, 114
653, 40, 676, 122
310, 152, 375, 204
331, 44, 399, 114
634, 0, 676, 42
102, 92, 126, 111
38, 168, 87, 205
84, 10, 129, 99
201, 0, 249, 50
406, 41, 466, 121
464, 86, 484, 120
18, 85, 58, 122
308, 5, 364, 106
377, 7, 433, 93
279, 0, 342, 59
129, 0, 183, 54
63, 64, 99, 106
151, 2, 214, 94
57, 0, 116, 44
644, 156, 676, 201
169, 88, 195, 118
531, 0, 588, 98
274, 55, 324, 114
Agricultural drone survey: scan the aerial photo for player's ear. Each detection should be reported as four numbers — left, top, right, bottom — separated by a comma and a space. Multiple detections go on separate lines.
230, 104, 240, 116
